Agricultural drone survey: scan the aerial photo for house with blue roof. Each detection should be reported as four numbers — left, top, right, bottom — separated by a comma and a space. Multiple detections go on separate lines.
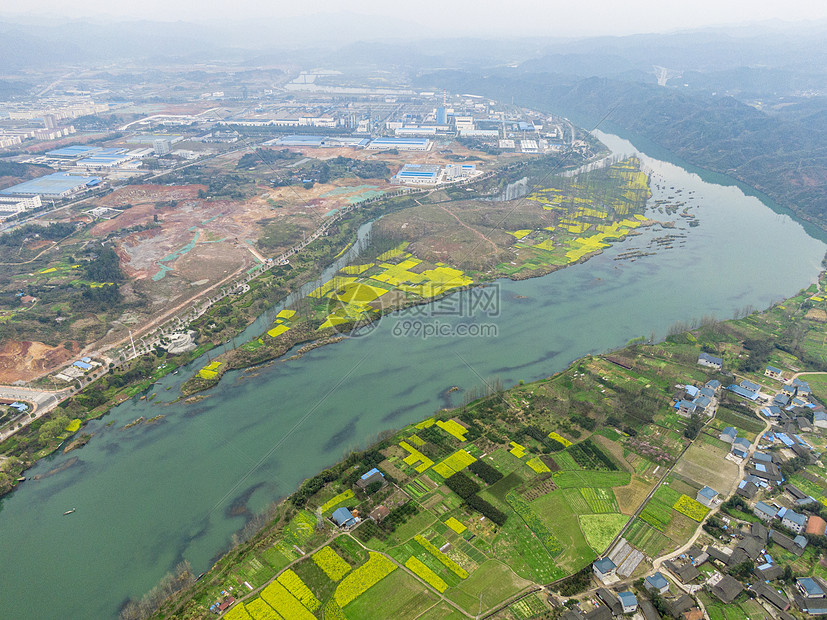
356, 467, 386, 490
72, 360, 92, 371
782, 510, 808, 534
776, 433, 795, 447
593, 557, 617, 583
617, 591, 638, 613
761, 405, 782, 418
332, 507, 358, 528
719, 427, 737, 443
698, 352, 723, 370
727, 384, 759, 400
645, 572, 670, 594
754, 501, 778, 521
815, 411, 827, 429
696, 486, 719, 508
706, 379, 721, 391
741, 379, 762, 393
797, 577, 825, 598
8, 401, 28, 413
781, 383, 798, 398
774, 393, 790, 407
676, 400, 698, 417
698, 352, 723, 369
684, 385, 700, 399
752, 451, 773, 464
732, 436, 751, 452
795, 496, 816, 508
765, 366, 784, 380
693, 395, 712, 413
699, 387, 715, 399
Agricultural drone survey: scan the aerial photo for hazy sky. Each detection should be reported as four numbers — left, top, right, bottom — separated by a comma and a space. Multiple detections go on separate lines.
5, 0, 827, 37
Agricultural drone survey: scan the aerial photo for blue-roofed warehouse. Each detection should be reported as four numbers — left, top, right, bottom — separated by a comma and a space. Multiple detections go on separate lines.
46, 145, 99, 158
395, 164, 441, 185
0, 172, 101, 199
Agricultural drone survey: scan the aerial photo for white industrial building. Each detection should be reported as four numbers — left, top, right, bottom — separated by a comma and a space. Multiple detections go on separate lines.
444, 164, 477, 180
0, 195, 42, 215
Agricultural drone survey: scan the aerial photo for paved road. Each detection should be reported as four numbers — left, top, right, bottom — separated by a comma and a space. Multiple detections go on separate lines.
0, 386, 71, 440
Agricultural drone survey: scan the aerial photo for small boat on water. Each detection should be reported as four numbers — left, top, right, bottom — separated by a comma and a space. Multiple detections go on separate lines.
63, 508, 76, 516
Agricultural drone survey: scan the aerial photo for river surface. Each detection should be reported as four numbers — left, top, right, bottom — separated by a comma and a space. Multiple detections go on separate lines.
1, 133, 825, 619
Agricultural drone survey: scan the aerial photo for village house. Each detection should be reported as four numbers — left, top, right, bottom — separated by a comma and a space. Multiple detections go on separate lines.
807, 515, 827, 536
781, 510, 808, 535
794, 577, 827, 614
596, 588, 622, 615
331, 507, 358, 528
696, 486, 719, 508
710, 574, 744, 604
617, 591, 638, 614
645, 572, 670, 595
593, 557, 616, 583
754, 501, 778, 521
765, 366, 784, 380
698, 352, 723, 370
755, 583, 792, 612
736, 479, 759, 499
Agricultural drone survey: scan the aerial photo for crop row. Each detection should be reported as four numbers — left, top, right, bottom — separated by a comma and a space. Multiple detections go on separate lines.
276, 568, 320, 611
673, 494, 709, 522
312, 545, 351, 582
260, 580, 315, 620
319, 489, 355, 515
415, 535, 469, 578
334, 551, 397, 608
405, 556, 448, 592
506, 491, 564, 557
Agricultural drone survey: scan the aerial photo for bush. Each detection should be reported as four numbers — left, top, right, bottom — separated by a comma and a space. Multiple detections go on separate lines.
445, 472, 481, 499
464, 494, 507, 525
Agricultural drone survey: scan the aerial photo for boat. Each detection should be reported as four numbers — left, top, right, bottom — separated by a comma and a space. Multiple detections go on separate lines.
63, 508, 76, 516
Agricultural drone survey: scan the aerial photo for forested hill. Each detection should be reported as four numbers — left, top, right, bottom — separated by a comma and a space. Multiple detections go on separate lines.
419, 70, 827, 232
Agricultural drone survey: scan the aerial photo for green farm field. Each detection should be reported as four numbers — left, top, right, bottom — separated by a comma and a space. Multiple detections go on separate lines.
342, 568, 438, 619
672, 441, 739, 494
445, 560, 531, 615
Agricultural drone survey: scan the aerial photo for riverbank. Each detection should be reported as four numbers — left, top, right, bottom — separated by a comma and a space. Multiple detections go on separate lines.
148, 272, 827, 620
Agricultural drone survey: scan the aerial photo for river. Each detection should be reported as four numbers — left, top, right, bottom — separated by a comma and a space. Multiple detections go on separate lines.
0, 132, 824, 619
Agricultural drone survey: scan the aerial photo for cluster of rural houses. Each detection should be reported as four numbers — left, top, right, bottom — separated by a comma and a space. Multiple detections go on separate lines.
585, 353, 827, 618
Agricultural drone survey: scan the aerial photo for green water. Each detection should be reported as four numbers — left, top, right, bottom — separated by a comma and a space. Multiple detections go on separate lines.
0, 133, 825, 619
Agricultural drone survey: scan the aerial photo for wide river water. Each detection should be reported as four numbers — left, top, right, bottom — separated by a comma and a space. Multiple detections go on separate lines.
1, 132, 825, 619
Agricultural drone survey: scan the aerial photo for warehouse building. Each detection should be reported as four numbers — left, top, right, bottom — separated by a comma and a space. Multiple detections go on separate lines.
394, 164, 442, 185
367, 137, 431, 151
0, 172, 101, 199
